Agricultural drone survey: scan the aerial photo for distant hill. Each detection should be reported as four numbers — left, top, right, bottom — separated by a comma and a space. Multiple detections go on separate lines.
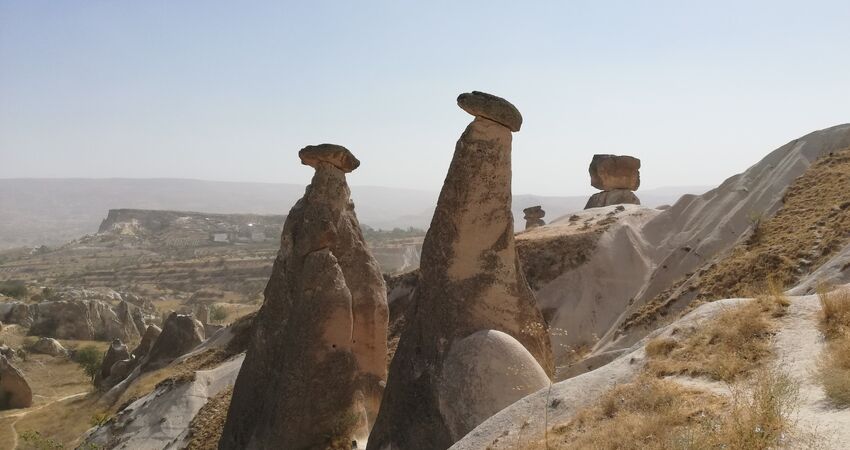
0, 178, 709, 249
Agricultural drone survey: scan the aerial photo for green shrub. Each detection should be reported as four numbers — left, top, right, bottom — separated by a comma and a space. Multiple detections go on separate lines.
209, 304, 229, 322
19, 430, 63, 449
73, 345, 103, 382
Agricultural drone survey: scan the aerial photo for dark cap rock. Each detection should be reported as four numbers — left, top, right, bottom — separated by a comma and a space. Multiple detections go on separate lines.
457, 91, 523, 132
298, 144, 360, 173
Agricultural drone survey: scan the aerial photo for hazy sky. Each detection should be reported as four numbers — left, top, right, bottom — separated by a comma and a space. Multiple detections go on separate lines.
1, 1, 849, 196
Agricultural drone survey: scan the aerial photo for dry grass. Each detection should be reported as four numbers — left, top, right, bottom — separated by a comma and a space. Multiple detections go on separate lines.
14, 395, 106, 448
548, 369, 811, 450
625, 148, 850, 331
815, 287, 850, 406
646, 293, 787, 382
817, 287, 850, 339
185, 386, 233, 450
692, 148, 850, 301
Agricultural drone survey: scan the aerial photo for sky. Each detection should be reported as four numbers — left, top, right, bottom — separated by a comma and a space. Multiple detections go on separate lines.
1, 1, 849, 196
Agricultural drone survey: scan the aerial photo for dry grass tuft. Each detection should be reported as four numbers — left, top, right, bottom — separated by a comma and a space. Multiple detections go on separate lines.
816, 287, 850, 406
646, 293, 787, 382
549, 376, 725, 450
816, 334, 850, 407
817, 287, 850, 339
548, 369, 813, 450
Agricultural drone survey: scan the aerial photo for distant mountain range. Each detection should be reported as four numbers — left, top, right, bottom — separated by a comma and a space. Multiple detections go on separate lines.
0, 178, 710, 249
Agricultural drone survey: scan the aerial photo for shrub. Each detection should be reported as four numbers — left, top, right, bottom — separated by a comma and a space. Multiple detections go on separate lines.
816, 287, 850, 406
19, 430, 63, 449
89, 412, 110, 427
817, 287, 850, 339
73, 345, 103, 381
209, 304, 228, 322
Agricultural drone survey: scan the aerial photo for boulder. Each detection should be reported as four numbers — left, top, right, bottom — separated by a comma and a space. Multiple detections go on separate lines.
523, 205, 546, 230
132, 324, 161, 360
584, 189, 641, 209
367, 93, 552, 450
30, 337, 67, 357
457, 91, 523, 132
221, 145, 389, 449
140, 313, 204, 372
0, 354, 32, 409
589, 154, 641, 191
299, 143, 361, 173
437, 330, 550, 441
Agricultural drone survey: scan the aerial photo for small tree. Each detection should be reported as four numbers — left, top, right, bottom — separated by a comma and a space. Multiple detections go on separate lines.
209, 304, 229, 323
73, 345, 103, 382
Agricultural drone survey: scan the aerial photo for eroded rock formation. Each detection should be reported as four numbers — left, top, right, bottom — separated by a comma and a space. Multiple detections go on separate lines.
0, 354, 32, 410
132, 324, 161, 360
219, 144, 389, 449
96, 339, 130, 387
2, 299, 146, 342
523, 205, 546, 230
585, 154, 641, 209
367, 92, 552, 450
140, 313, 204, 372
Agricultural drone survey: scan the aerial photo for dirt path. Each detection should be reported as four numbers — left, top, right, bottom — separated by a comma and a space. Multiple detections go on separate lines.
1, 391, 88, 449
774, 294, 850, 448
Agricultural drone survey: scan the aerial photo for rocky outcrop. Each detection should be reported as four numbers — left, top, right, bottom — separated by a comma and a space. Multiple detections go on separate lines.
30, 337, 67, 357
523, 205, 546, 230
220, 144, 389, 449
15, 300, 145, 342
367, 92, 552, 450
132, 324, 161, 360
141, 313, 204, 372
585, 155, 641, 209
0, 354, 32, 410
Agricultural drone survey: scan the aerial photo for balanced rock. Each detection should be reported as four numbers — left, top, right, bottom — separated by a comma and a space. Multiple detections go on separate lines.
30, 337, 67, 357
589, 154, 641, 191
299, 143, 361, 173
140, 313, 204, 372
457, 91, 523, 132
368, 93, 552, 450
584, 189, 641, 209
220, 144, 389, 450
523, 205, 546, 230
0, 354, 32, 410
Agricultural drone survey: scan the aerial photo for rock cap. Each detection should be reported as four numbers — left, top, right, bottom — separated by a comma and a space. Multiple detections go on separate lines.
457, 91, 523, 132
589, 154, 641, 191
299, 144, 360, 173
523, 205, 545, 218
